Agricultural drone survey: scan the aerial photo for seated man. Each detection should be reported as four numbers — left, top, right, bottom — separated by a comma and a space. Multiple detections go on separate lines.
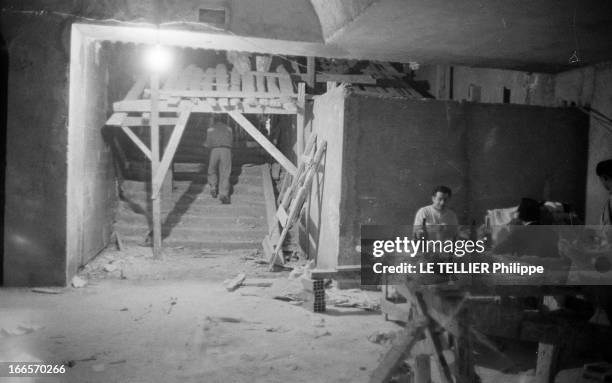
413, 185, 458, 240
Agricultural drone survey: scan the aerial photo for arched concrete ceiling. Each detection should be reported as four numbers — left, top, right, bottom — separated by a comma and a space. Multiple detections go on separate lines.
309, 0, 612, 72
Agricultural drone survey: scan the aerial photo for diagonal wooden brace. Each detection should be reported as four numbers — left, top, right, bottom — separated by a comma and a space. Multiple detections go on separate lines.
152, 106, 192, 199
226, 109, 297, 176
120, 126, 152, 161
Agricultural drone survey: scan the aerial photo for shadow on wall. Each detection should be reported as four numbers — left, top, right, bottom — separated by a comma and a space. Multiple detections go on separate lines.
0, 31, 7, 286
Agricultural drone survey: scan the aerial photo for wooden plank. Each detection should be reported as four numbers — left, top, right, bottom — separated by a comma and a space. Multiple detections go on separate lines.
396, 285, 462, 336
150, 72, 162, 259
106, 113, 127, 126
380, 61, 402, 77
216, 63, 229, 91
276, 205, 289, 227
251, 70, 292, 79
115, 100, 296, 115
230, 66, 241, 105
255, 55, 272, 72
277, 68, 295, 95
230, 67, 241, 89
306, 56, 315, 88
104, 76, 147, 126
266, 75, 280, 94
202, 68, 214, 91
296, 82, 306, 156
242, 73, 257, 105
114, 99, 172, 112
255, 72, 266, 93
535, 342, 559, 383
261, 163, 280, 242
227, 110, 297, 176
125, 76, 147, 99
223, 273, 246, 292
152, 106, 192, 198
280, 133, 317, 209
159, 90, 297, 99
415, 292, 454, 383
121, 126, 152, 160
167, 96, 181, 107
242, 73, 256, 92
283, 102, 298, 113
380, 297, 412, 323
189, 67, 203, 90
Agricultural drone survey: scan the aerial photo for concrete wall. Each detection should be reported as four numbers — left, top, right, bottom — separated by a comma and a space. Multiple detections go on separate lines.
66, 32, 121, 285
2, 12, 70, 285
554, 63, 612, 224
466, 103, 588, 220
312, 93, 588, 268
80, 42, 118, 267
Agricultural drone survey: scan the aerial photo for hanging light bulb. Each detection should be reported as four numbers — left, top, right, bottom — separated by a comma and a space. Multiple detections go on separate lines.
144, 44, 173, 73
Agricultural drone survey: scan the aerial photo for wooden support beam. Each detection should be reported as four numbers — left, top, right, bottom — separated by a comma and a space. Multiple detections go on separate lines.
227, 109, 297, 176
306, 56, 315, 88
159, 89, 297, 99
296, 82, 306, 156
414, 292, 454, 383
150, 72, 162, 259
109, 116, 177, 127
120, 126, 152, 160
105, 76, 147, 126
535, 342, 560, 383
113, 99, 298, 115
152, 106, 192, 198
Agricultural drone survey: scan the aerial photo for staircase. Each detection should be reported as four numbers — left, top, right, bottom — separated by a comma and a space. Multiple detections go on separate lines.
114, 161, 270, 250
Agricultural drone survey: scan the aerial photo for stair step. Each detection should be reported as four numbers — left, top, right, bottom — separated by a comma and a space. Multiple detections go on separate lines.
114, 224, 267, 241
119, 237, 263, 250
119, 196, 266, 210
115, 163, 269, 249
116, 212, 264, 226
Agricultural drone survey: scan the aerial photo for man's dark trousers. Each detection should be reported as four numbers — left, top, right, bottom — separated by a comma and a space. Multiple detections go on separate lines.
208, 147, 232, 198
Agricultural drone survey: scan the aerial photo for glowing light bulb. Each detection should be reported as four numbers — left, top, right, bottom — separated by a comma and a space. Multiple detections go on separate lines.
144, 44, 173, 73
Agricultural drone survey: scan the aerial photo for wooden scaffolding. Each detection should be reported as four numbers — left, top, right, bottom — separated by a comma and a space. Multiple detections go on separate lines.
105, 64, 306, 258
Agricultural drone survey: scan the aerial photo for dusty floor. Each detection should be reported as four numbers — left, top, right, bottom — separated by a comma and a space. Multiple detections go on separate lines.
0, 246, 552, 383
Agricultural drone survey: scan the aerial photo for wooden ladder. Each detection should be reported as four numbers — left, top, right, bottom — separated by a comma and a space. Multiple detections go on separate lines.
263, 134, 326, 269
